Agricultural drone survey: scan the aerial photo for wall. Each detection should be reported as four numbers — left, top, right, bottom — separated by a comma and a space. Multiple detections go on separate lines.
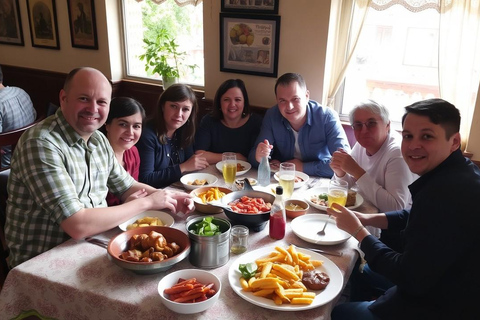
0, 0, 479, 160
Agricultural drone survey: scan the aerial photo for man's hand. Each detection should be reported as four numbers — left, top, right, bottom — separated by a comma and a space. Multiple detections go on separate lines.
148, 189, 194, 214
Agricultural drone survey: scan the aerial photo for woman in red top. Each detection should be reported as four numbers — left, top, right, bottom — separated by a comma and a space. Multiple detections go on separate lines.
104, 97, 146, 206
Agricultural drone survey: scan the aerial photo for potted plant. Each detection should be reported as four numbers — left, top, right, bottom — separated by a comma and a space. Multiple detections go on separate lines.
139, 28, 196, 88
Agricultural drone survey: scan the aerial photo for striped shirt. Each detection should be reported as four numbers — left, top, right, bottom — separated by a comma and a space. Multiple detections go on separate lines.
0, 86, 37, 168
5, 109, 135, 267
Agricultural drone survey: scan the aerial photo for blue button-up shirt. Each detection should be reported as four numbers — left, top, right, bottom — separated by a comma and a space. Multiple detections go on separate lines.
248, 100, 350, 177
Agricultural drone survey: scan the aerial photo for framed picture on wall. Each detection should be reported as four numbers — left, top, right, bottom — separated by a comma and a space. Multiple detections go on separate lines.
220, 13, 281, 77
67, 0, 98, 49
221, 0, 279, 14
0, 0, 25, 46
26, 0, 60, 49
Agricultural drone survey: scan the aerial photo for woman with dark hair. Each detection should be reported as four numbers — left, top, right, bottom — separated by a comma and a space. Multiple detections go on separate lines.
104, 97, 146, 206
194, 79, 262, 164
137, 84, 208, 188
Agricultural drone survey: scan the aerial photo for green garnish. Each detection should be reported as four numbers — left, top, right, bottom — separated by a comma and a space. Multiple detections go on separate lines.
318, 193, 328, 201
239, 262, 258, 280
191, 216, 221, 236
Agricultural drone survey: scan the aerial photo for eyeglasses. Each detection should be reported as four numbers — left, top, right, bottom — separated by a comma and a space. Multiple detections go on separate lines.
351, 120, 378, 131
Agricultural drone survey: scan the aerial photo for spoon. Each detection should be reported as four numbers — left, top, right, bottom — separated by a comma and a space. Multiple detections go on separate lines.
317, 215, 331, 236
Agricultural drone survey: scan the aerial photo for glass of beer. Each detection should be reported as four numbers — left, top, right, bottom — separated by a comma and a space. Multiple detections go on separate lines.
278, 162, 295, 198
222, 152, 237, 189
328, 180, 348, 209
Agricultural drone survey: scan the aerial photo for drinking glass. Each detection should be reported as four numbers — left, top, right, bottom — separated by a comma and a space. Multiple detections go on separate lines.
278, 162, 295, 198
328, 180, 348, 209
222, 152, 237, 189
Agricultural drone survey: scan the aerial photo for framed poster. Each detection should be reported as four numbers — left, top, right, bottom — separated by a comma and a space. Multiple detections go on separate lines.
26, 0, 60, 49
0, 0, 25, 46
220, 13, 280, 77
221, 0, 279, 14
67, 0, 98, 49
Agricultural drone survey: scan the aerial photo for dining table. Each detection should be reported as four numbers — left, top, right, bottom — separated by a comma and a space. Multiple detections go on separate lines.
0, 164, 378, 320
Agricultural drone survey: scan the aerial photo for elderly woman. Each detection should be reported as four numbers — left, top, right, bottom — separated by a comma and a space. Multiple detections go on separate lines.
194, 79, 262, 164
330, 100, 415, 214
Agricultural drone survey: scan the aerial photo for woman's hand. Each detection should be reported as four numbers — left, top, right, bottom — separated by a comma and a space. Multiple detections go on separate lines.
330, 149, 365, 180
180, 153, 209, 173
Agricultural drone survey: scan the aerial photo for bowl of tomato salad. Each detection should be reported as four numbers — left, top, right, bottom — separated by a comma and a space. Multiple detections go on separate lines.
220, 190, 275, 232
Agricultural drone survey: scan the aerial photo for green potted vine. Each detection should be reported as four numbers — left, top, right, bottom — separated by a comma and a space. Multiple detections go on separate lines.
139, 28, 196, 88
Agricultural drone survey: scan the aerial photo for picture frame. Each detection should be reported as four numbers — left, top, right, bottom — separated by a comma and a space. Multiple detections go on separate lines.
220, 13, 280, 78
221, 0, 279, 14
67, 0, 98, 49
0, 0, 25, 46
26, 0, 60, 49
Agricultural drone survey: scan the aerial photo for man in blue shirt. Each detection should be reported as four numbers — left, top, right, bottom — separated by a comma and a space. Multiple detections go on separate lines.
248, 73, 350, 177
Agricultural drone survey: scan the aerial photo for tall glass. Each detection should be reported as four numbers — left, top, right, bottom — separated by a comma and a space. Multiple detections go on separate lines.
222, 152, 237, 189
278, 162, 295, 198
328, 180, 348, 209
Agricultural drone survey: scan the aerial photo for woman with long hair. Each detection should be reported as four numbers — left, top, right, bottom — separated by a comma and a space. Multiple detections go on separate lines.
137, 84, 208, 188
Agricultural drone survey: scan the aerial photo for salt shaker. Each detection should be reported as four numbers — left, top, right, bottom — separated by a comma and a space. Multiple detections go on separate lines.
230, 225, 249, 254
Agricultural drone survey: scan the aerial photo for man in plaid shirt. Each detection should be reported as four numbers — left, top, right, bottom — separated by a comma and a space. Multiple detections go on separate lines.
5, 67, 194, 268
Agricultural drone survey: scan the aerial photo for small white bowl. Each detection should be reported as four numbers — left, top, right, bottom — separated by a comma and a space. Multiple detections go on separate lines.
118, 210, 175, 231
274, 171, 310, 189
180, 173, 218, 190
215, 160, 252, 176
158, 269, 221, 314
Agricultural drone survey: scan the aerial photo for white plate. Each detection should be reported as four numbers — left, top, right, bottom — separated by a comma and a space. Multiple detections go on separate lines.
291, 214, 351, 245
215, 160, 252, 176
118, 210, 175, 231
228, 246, 343, 311
180, 173, 218, 190
304, 187, 364, 211
274, 171, 310, 189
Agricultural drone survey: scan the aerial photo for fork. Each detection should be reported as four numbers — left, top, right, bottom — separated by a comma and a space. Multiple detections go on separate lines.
306, 178, 318, 189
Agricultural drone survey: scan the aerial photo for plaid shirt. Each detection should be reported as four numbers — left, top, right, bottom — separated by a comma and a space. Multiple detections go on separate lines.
5, 109, 135, 267
0, 86, 37, 168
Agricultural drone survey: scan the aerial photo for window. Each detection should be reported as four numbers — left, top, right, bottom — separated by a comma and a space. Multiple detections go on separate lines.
122, 0, 204, 87
338, 5, 440, 124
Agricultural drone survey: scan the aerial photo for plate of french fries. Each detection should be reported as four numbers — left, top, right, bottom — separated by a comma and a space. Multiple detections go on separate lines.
228, 245, 343, 311
118, 210, 175, 231
190, 186, 232, 214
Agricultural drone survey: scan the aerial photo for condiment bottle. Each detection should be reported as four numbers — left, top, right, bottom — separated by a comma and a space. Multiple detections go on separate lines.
257, 156, 271, 187
230, 225, 249, 254
269, 186, 286, 240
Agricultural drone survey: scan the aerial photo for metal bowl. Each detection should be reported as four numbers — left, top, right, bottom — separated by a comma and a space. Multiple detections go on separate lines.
107, 226, 190, 274
220, 190, 275, 232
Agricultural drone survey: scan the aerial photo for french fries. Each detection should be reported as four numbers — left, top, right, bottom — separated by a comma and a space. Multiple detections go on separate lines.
239, 245, 325, 306
196, 187, 226, 204
126, 216, 164, 230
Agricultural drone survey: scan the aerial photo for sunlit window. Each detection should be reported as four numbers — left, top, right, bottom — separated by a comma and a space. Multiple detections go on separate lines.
122, 0, 204, 87
339, 5, 440, 124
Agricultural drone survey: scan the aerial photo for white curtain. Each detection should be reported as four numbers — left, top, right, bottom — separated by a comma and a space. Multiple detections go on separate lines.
135, 0, 202, 6
323, 0, 371, 108
438, 0, 480, 147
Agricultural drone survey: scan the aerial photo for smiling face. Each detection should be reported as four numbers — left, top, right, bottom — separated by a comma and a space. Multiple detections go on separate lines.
105, 113, 143, 153
60, 68, 111, 141
163, 99, 193, 136
220, 87, 244, 122
401, 113, 460, 176
276, 81, 309, 131
353, 108, 390, 155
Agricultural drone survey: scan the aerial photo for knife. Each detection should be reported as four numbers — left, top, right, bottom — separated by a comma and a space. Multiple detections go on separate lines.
289, 243, 343, 257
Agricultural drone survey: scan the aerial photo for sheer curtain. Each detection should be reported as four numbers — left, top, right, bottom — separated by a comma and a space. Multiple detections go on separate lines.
323, 0, 370, 108
135, 0, 202, 5
438, 0, 480, 147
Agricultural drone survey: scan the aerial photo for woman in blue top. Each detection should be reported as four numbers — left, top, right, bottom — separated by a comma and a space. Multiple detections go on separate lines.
195, 79, 262, 164
137, 84, 208, 188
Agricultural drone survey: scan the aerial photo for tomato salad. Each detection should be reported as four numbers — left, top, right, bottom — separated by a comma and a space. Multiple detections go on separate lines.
228, 196, 272, 214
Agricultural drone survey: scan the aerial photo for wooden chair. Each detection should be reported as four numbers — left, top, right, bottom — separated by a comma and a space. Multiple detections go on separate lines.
0, 118, 43, 288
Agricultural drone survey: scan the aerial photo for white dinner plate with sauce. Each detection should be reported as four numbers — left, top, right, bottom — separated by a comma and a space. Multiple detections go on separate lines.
118, 210, 175, 231
228, 246, 343, 311
291, 214, 351, 245
273, 171, 310, 189
215, 160, 252, 176
304, 187, 364, 211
